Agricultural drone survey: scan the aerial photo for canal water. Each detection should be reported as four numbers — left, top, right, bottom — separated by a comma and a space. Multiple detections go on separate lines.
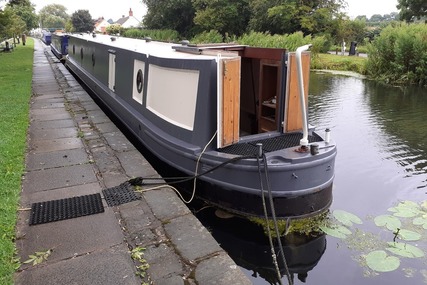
194, 71, 427, 285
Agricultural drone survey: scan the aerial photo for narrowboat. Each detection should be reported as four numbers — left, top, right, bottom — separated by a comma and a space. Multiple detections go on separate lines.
41, 30, 51, 45
51, 33, 69, 61
65, 33, 337, 218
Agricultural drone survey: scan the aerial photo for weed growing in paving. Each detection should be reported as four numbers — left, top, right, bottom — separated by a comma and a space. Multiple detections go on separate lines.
0, 38, 34, 284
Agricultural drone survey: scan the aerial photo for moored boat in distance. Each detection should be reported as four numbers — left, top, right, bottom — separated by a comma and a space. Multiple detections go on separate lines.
65, 33, 337, 218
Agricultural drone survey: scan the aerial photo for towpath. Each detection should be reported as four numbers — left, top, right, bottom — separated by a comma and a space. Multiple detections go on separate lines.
14, 39, 251, 285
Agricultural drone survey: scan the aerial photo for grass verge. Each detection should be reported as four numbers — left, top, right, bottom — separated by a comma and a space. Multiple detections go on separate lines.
312, 53, 368, 75
0, 38, 34, 284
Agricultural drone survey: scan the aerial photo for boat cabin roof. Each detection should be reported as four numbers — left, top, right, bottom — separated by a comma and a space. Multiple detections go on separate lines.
70, 33, 242, 60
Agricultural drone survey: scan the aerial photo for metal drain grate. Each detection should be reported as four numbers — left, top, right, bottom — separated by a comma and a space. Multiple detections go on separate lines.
29, 193, 104, 226
102, 181, 141, 207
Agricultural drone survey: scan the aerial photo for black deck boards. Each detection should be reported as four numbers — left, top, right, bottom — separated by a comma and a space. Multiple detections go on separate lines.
29, 193, 104, 226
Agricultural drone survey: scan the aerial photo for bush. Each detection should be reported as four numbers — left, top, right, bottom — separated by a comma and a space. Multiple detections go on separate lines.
236, 31, 330, 52
123, 28, 180, 42
366, 23, 427, 86
190, 30, 224, 44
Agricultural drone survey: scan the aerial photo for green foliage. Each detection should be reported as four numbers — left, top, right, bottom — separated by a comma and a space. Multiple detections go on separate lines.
365, 250, 400, 272
236, 31, 329, 52
123, 28, 180, 42
106, 24, 124, 36
39, 4, 69, 29
366, 23, 427, 86
3, 1, 38, 31
142, 0, 195, 38
190, 30, 224, 44
192, 0, 250, 37
397, 0, 427, 21
0, 38, 33, 285
23, 249, 52, 266
130, 247, 150, 280
71, 9, 94, 33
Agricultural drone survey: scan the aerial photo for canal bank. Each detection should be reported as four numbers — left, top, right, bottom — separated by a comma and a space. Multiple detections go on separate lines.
14, 39, 251, 285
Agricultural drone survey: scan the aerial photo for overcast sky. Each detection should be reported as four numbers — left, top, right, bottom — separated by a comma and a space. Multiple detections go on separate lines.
31, 0, 399, 22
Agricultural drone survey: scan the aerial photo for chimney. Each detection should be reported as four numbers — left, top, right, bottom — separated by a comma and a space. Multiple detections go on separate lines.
129, 8, 133, 17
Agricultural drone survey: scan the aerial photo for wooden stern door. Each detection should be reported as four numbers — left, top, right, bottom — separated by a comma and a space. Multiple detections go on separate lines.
284, 52, 311, 132
217, 57, 241, 148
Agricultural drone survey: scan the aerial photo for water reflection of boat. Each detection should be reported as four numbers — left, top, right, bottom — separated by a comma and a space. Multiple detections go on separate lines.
195, 207, 326, 285
64, 33, 337, 218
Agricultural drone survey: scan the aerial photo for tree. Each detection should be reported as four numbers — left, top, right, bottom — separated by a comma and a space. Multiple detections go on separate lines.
142, 0, 195, 38
39, 4, 69, 29
397, 0, 427, 21
192, 0, 251, 37
71, 9, 94, 32
4, 0, 37, 31
246, 0, 347, 36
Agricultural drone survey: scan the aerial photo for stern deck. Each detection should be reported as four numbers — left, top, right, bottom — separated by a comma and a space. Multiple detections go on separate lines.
218, 132, 324, 156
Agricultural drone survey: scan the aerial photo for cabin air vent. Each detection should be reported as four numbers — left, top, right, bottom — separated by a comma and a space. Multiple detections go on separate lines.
144, 37, 152, 42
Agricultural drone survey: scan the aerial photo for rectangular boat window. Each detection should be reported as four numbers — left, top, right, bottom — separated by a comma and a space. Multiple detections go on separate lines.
146, 65, 199, 131
108, 53, 116, 91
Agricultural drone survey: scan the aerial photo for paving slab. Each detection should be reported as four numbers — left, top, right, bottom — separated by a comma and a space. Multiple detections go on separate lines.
144, 243, 185, 281
15, 245, 139, 285
164, 214, 223, 262
22, 164, 97, 193
16, 207, 123, 267
30, 110, 71, 121
95, 121, 120, 134
117, 150, 160, 178
25, 148, 89, 171
104, 132, 135, 152
20, 182, 102, 206
29, 137, 84, 153
29, 119, 75, 130
195, 252, 252, 285
28, 126, 78, 140
144, 188, 191, 221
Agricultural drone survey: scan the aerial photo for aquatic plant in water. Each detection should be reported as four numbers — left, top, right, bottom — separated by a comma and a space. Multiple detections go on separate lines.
249, 200, 427, 277
321, 200, 427, 275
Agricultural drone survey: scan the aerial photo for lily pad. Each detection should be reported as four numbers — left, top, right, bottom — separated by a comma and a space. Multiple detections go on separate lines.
413, 216, 427, 230
333, 210, 363, 227
386, 242, 424, 258
374, 215, 401, 231
365, 250, 400, 272
397, 229, 421, 241
320, 225, 351, 239
389, 201, 421, 218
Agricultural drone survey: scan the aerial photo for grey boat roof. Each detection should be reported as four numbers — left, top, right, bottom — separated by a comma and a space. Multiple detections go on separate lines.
70, 33, 242, 60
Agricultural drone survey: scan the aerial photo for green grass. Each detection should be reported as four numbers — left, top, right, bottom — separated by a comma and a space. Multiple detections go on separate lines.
0, 38, 34, 285
312, 53, 368, 75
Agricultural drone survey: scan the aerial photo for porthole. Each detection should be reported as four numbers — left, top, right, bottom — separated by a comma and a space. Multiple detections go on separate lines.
80, 47, 84, 60
136, 69, 143, 93
72, 45, 75, 54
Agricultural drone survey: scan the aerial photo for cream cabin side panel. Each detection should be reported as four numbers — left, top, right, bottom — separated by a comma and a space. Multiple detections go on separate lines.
146, 65, 199, 131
